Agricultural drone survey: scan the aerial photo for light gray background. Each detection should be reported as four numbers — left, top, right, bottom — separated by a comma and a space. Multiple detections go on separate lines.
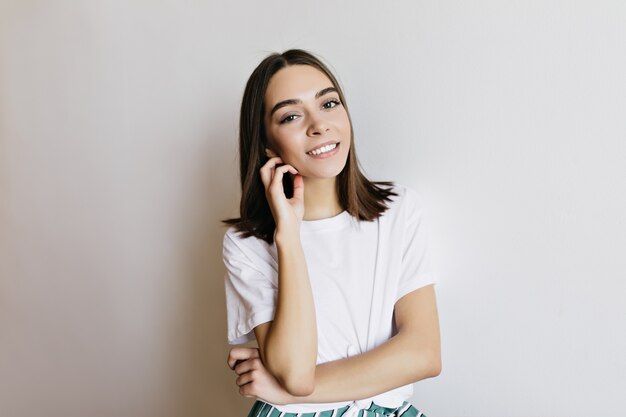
1, 1, 625, 416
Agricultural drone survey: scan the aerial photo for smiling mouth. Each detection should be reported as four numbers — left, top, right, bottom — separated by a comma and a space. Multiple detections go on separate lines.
307, 142, 340, 156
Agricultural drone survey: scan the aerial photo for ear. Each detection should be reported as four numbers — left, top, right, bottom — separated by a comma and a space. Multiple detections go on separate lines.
265, 148, 278, 158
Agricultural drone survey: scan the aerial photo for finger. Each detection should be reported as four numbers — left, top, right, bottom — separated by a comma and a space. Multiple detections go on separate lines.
292, 173, 304, 200
260, 157, 282, 188
259, 157, 283, 188
227, 347, 259, 370
269, 164, 298, 190
227, 350, 243, 370
239, 382, 255, 398
233, 357, 261, 375
227, 347, 259, 369
235, 370, 254, 387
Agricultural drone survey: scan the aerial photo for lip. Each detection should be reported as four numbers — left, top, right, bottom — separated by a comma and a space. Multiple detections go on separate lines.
306, 140, 340, 154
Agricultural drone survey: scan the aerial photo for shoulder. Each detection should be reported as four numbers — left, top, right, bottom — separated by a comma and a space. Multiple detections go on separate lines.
383, 182, 427, 215
223, 225, 274, 261
223, 225, 244, 244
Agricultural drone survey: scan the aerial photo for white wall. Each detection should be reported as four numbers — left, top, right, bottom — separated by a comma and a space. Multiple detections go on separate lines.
1, 1, 624, 416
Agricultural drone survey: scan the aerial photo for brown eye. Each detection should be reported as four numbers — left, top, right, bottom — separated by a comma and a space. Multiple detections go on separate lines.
280, 114, 297, 124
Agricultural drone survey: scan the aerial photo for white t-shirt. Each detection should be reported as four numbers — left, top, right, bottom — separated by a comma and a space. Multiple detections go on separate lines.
222, 182, 436, 413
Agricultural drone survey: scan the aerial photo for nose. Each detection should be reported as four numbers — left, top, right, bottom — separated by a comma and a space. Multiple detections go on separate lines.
306, 112, 330, 136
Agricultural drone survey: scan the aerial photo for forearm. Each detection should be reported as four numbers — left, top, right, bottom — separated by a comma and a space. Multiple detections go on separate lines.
264, 228, 317, 391
287, 332, 439, 403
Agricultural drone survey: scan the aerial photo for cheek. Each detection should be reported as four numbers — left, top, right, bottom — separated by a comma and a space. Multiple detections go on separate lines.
269, 131, 301, 159
266, 127, 286, 151
339, 121, 352, 142
332, 111, 351, 130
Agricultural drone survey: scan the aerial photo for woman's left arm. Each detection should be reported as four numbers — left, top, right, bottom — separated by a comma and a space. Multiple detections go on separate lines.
230, 284, 441, 404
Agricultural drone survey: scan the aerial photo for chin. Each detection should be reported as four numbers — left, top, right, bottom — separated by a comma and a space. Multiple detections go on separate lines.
299, 152, 348, 179
303, 167, 345, 179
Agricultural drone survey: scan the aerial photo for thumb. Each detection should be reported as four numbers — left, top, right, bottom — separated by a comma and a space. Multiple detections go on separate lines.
292, 174, 304, 200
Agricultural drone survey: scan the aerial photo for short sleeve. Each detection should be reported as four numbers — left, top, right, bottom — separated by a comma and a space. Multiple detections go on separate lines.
223, 228, 277, 345
396, 187, 436, 303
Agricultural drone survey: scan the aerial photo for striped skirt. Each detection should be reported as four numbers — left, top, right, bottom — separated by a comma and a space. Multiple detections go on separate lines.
246, 400, 426, 417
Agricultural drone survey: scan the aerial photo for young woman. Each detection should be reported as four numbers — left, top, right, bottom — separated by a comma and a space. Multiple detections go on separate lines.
222, 49, 441, 417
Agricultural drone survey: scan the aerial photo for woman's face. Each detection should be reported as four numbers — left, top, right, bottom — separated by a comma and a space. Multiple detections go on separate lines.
263, 64, 351, 179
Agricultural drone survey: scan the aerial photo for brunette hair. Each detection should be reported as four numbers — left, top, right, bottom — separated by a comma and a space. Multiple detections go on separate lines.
222, 49, 397, 244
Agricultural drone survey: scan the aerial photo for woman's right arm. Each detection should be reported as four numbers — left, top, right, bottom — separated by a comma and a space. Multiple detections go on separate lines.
254, 156, 317, 396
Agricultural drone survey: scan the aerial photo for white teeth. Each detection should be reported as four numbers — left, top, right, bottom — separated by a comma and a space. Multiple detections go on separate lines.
308, 143, 337, 155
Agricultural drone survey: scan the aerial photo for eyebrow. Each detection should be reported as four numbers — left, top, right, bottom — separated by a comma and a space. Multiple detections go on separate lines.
269, 87, 338, 117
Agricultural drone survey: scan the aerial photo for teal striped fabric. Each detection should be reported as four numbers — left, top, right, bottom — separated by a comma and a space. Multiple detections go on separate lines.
246, 400, 426, 417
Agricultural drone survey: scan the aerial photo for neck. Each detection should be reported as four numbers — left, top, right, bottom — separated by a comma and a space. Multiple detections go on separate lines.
302, 177, 343, 221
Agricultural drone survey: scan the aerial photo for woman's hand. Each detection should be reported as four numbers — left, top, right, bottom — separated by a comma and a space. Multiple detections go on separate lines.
227, 347, 294, 405
259, 156, 304, 231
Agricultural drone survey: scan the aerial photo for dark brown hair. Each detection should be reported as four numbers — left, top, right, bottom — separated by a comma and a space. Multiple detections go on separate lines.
222, 49, 397, 244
